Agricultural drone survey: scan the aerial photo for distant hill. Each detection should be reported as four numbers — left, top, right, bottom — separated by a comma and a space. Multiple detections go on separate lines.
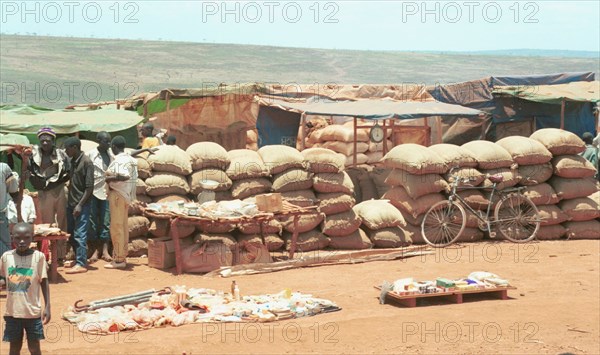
1, 35, 598, 109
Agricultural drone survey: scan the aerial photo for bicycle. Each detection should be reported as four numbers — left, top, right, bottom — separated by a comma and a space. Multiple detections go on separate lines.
421, 167, 541, 247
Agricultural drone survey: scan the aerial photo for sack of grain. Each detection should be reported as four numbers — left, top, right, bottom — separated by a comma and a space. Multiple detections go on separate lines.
186, 142, 230, 170
280, 212, 324, 233
151, 194, 190, 204
136, 156, 152, 179
136, 179, 147, 195
317, 125, 369, 142
215, 190, 233, 202
128, 216, 150, 238
549, 176, 599, 200
401, 223, 424, 244
322, 141, 369, 156
230, 178, 272, 199
182, 242, 232, 273
344, 154, 369, 166
148, 145, 192, 175
558, 192, 600, 221
429, 144, 478, 168
317, 192, 355, 215
383, 187, 445, 218
537, 205, 571, 226
272, 168, 313, 192
536, 225, 566, 240
444, 167, 485, 187
301, 148, 346, 173
196, 218, 238, 234
238, 219, 282, 235
385, 170, 449, 199
552, 155, 597, 178
345, 167, 365, 202
403, 213, 424, 226
313, 172, 354, 194
362, 226, 411, 248
481, 168, 520, 190
188, 169, 232, 195
232, 242, 272, 265
564, 220, 600, 239
128, 200, 145, 216
365, 151, 384, 165
353, 200, 406, 229
127, 237, 148, 257
496, 136, 553, 165
383, 144, 446, 174
193, 232, 237, 250
283, 230, 330, 251
226, 149, 269, 180
523, 183, 562, 205
328, 229, 373, 250
367, 140, 394, 153
281, 190, 317, 207
321, 210, 362, 237
457, 190, 490, 210
518, 163, 553, 185
145, 173, 190, 196
136, 194, 152, 204
530, 128, 586, 155
461, 140, 514, 169
148, 218, 195, 238
359, 175, 379, 201
258, 145, 305, 174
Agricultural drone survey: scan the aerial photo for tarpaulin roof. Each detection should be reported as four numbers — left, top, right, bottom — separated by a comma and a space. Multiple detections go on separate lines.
0, 105, 145, 134
492, 81, 600, 104
258, 97, 484, 119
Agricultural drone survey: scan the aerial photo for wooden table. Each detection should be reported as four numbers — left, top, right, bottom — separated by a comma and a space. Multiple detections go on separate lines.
34, 233, 70, 283
375, 285, 516, 307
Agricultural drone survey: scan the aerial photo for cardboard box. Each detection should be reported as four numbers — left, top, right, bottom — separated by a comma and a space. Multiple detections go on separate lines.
255, 193, 282, 212
148, 237, 193, 269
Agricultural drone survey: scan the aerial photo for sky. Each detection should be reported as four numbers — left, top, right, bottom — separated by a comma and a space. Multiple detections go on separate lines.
0, 0, 599, 52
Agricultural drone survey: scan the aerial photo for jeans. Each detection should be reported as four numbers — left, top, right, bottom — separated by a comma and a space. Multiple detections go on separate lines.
0, 211, 10, 257
67, 202, 92, 267
89, 196, 111, 242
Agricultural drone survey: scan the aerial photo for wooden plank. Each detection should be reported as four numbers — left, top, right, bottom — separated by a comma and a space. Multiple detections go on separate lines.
375, 285, 516, 307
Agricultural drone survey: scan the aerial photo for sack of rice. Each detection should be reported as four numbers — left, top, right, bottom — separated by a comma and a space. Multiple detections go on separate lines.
429, 144, 478, 168
151, 194, 190, 204
301, 148, 346, 173
136, 179, 147, 195
193, 232, 237, 250
189, 169, 233, 195
196, 219, 237, 234
280, 212, 324, 233
258, 145, 305, 174
530, 128, 586, 155
563, 220, 600, 239
444, 167, 485, 187
145, 173, 190, 196
462, 140, 514, 169
365, 151, 384, 165
552, 155, 597, 179
232, 242, 272, 265
537, 205, 571, 226
322, 141, 369, 156
368, 140, 394, 153
127, 237, 148, 257
313, 172, 354, 195
353, 200, 406, 229
283, 230, 330, 251
238, 219, 282, 235
383, 144, 446, 174
362, 226, 411, 248
383, 187, 445, 218
186, 142, 230, 170
523, 183, 562, 205
226, 149, 269, 180
136, 194, 152, 204
344, 154, 369, 166
457, 190, 490, 210
328, 229, 373, 250
136, 156, 152, 179
481, 168, 520, 190
558, 192, 600, 221
518, 163, 553, 185
496, 136, 552, 165
148, 218, 195, 238
182, 242, 232, 273
536, 225, 566, 240
231, 178, 272, 199
281, 190, 317, 207
148, 145, 192, 175
128, 200, 145, 216
549, 176, 599, 200
317, 125, 369, 142
128, 216, 150, 238
321, 210, 362, 237
317, 192, 355, 215
385, 170, 449, 199
272, 169, 313, 192
403, 213, 425, 226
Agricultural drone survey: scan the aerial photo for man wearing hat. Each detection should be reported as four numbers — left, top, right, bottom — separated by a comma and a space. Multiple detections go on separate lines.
27, 127, 71, 264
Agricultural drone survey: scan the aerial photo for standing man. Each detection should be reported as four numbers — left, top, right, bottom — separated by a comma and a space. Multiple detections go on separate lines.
104, 136, 138, 269
63, 137, 94, 274
27, 127, 70, 265
140, 122, 162, 149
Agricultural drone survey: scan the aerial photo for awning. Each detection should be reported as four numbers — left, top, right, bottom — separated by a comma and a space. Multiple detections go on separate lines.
492, 81, 600, 104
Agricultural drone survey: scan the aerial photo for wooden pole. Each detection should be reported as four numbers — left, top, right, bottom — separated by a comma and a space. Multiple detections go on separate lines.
436, 116, 443, 144
299, 113, 306, 151
353, 117, 358, 166
382, 119, 387, 155
560, 99, 565, 130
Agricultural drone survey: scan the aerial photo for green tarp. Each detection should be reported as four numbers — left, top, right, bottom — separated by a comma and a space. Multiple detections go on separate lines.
492, 81, 600, 104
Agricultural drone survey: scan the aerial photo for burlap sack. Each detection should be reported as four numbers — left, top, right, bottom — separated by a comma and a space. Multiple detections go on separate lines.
321, 141, 369, 156
148, 218, 195, 238
363, 226, 411, 248
558, 192, 600, 222
186, 142, 230, 170
530, 128, 586, 156
189, 169, 232, 195
383, 187, 445, 218
151, 194, 191, 204
385, 170, 449, 199
462, 141, 514, 169
280, 212, 324, 233
370, 168, 392, 190
136, 156, 152, 179
127, 237, 148, 257
383, 144, 446, 174
345, 167, 365, 202
403, 213, 424, 226
368, 140, 394, 153
457, 190, 491, 211
523, 183, 562, 205
281, 190, 317, 208
365, 151, 384, 165
226, 149, 269, 180
235, 233, 284, 252
128, 200, 145, 216
401, 223, 424, 244
496, 136, 553, 165
182, 242, 233, 273
258, 145, 305, 174
428, 144, 478, 168
317, 125, 369, 142
328, 229, 373, 250
148, 145, 192, 175
353, 200, 406, 230
320, 210, 362, 237
481, 168, 520, 190
230, 178, 272, 199
549, 176, 599, 200
518, 163, 553, 185
264, 234, 285, 251
317, 192, 355, 215
344, 154, 369, 166
272, 169, 313, 192
444, 167, 485, 187
193, 233, 237, 250
128, 216, 150, 238
313, 172, 354, 194
238, 219, 282, 235
136, 179, 147, 195
232, 242, 272, 265
145, 173, 190, 197
215, 190, 233, 202
537, 205, 571, 226
536, 225, 566, 240
301, 148, 346, 173
283, 230, 330, 251
136, 194, 152, 204
564, 220, 600, 240
359, 176, 379, 201
552, 155, 597, 179
196, 219, 237, 234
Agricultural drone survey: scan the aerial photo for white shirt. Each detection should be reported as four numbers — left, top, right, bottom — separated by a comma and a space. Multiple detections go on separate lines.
106, 152, 138, 203
7, 194, 36, 224
87, 148, 115, 200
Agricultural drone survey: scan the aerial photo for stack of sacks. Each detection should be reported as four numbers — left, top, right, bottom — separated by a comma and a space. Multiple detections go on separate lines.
259, 145, 327, 252
381, 144, 453, 243
146, 145, 193, 203
246, 129, 258, 151
132, 150, 152, 204
354, 200, 410, 248
344, 167, 365, 203
496, 136, 562, 240
186, 142, 233, 202
127, 200, 150, 257
309, 124, 370, 167
462, 140, 519, 190
369, 167, 393, 198
531, 128, 600, 239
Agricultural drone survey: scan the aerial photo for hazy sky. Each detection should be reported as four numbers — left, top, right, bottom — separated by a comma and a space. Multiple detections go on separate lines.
1, 0, 599, 51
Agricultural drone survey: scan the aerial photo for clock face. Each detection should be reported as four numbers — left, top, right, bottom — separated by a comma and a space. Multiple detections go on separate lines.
370, 125, 384, 143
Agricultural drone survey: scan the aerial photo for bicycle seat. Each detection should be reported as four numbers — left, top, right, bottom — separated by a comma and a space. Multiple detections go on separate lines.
488, 174, 504, 184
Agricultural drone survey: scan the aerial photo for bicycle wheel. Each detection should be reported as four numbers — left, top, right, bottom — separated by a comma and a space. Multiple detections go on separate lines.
494, 193, 540, 242
421, 200, 466, 247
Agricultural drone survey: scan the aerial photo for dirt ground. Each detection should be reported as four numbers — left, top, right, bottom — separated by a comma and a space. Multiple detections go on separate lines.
1, 240, 599, 355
